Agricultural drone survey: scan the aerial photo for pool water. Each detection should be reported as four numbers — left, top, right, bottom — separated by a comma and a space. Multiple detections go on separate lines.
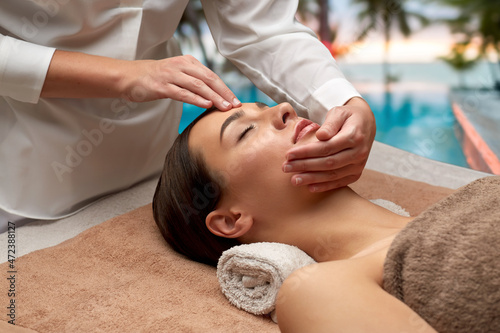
178, 82, 469, 168
360, 83, 469, 168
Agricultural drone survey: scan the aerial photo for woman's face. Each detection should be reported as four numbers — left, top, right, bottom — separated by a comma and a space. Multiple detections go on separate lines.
189, 102, 321, 216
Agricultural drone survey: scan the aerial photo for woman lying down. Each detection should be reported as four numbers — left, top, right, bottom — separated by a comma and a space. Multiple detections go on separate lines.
152, 102, 500, 333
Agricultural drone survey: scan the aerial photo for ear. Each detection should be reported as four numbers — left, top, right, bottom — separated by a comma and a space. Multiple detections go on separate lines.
206, 209, 253, 239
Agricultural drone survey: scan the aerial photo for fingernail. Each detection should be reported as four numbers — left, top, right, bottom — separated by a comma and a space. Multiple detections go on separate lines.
295, 177, 302, 185
233, 98, 241, 106
287, 154, 296, 160
222, 100, 231, 108
283, 164, 292, 172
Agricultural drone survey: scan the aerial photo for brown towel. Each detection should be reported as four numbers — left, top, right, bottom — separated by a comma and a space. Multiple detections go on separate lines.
384, 176, 500, 333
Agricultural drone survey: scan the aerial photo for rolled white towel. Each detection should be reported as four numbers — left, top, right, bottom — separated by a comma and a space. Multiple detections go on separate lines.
370, 199, 410, 217
217, 242, 316, 317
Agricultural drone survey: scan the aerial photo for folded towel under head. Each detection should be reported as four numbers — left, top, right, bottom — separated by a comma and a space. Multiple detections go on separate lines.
217, 242, 315, 317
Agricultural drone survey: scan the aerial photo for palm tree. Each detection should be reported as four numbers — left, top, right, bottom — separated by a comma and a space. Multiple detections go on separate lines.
439, 43, 480, 89
353, 0, 429, 87
297, 0, 338, 55
318, 0, 333, 45
436, 0, 500, 90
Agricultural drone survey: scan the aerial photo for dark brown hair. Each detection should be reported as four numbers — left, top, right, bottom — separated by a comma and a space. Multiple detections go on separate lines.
152, 109, 239, 266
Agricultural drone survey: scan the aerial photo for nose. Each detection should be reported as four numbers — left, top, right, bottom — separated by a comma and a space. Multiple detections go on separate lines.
270, 103, 297, 130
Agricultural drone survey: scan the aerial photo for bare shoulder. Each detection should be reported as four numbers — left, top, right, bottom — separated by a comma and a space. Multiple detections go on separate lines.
276, 249, 436, 333
286, 247, 387, 287
276, 252, 383, 326
278, 249, 386, 304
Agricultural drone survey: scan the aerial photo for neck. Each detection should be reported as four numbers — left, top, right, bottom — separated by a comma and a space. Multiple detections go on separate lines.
261, 187, 413, 262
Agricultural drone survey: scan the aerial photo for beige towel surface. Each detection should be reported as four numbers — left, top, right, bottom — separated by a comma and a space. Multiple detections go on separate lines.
0, 169, 454, 332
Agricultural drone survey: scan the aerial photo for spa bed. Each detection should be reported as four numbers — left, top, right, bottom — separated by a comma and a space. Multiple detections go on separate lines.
0, 141, 491, 332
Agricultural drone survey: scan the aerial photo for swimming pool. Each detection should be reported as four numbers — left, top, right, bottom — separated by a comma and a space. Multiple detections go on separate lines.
178, 80, 469, 168
359, 82, 469, 168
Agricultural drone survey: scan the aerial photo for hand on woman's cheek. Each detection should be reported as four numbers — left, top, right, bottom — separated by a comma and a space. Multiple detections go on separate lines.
283, 97, 375, 192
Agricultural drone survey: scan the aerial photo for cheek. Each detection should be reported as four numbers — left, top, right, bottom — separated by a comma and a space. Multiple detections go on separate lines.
218, 149, 271, 184
238, 141, 290, 187
215, 130, 291, 191
244, 133, 286, 171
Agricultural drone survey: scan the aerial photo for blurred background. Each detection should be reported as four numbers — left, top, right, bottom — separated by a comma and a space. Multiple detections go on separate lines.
177, 0, 500, 174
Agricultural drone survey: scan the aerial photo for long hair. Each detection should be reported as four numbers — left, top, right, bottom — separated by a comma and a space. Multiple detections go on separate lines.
152, 109, 239, 266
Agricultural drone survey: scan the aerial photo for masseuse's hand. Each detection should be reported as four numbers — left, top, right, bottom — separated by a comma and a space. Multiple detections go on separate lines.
283, 97, 376, 192
122, 55, 240, 110
42, 51, 241, 111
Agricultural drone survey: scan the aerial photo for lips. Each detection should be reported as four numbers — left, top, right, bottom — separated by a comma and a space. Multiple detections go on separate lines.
293, 119, 320, 144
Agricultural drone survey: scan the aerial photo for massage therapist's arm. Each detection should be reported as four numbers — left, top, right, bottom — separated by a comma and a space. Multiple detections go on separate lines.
276, 259, 437, 333
40, 50, 240, 111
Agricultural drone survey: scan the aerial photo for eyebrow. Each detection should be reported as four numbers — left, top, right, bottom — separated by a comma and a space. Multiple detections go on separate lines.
218, 103, 269, 142
220, 109, 245, 142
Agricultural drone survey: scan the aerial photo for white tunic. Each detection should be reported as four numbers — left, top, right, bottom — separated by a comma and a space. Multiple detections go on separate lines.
0, 0, 360, 219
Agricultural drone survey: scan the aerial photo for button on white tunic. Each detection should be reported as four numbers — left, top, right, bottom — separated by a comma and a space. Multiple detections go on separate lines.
0, 0, 360, 219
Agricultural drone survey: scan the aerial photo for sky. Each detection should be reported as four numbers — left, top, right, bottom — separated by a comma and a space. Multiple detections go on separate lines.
306, 0, 463, 63
187, 0, 477, 65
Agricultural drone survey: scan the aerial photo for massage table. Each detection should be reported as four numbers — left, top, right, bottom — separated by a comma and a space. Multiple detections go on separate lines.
0, 141, 491, 332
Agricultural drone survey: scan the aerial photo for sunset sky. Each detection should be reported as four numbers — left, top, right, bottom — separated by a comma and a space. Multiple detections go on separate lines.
314, 0, 462, 63
191, 0, 473, 65
339, 28, 455, 63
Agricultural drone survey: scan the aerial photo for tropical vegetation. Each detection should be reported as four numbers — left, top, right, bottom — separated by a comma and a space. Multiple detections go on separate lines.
176, 0, 499, 90
439, 43, 480, 88
352, 0, 429, 86
435, 0, 500, 90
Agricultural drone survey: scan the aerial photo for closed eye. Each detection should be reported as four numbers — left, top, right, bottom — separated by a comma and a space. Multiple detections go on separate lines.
238, 124, 255, 141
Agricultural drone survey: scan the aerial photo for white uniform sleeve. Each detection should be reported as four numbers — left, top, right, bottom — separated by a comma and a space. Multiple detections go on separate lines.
201, 0, 361, 123
0, 34, 56, 104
